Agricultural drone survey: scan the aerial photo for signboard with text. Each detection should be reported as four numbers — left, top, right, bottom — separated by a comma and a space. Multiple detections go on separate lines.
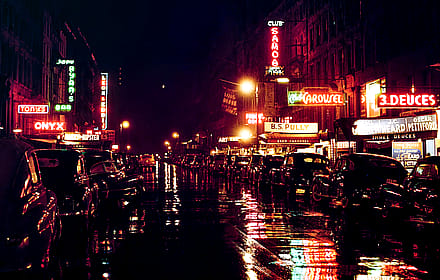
392, 142, 423, 170
353, 114, 437, 136
377, 93, 438, 108
18, 105, 49, 114
264, 122, 318, 134
288, 88, 345, 106
265, 20, 285, 77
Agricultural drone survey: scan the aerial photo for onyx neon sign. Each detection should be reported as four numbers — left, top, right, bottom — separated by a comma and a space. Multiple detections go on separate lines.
34, 121, 65, 131
377, 93, 438, 108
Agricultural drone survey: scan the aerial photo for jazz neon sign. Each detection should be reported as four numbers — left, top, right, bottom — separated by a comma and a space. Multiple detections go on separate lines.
18, 105, 49, 114
100, 73, 108, 130
34, 122, 65, 131
377, 93, 438, 108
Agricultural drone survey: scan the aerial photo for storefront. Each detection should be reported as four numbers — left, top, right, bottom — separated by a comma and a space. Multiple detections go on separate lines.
260, 122, 320, 155
352, 113, 438, 170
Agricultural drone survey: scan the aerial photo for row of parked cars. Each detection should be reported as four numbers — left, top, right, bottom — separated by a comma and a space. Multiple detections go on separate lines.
0, 137, 146, 273
176, 151, 440, 223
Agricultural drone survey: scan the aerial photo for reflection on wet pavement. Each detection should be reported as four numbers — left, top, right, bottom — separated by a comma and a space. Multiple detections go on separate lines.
11, 162, 439, 279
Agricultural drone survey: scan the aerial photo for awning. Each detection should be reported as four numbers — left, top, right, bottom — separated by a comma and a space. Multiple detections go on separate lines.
365, 140, 392, 149
261, 133, 320, 144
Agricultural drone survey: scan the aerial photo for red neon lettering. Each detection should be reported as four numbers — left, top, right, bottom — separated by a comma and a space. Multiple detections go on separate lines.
378, 93, 437, 107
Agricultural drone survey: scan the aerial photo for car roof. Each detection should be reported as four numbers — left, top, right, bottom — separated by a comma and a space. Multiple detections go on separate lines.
0, 138, 35, 193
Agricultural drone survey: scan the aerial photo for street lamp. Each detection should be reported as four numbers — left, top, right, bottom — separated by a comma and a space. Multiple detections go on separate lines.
240, 79, 260, 152
120, 120, 130, 152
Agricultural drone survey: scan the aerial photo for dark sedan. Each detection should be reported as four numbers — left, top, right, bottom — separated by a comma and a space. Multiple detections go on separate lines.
88, 160, 143, 208
311, 153, 408, 209
278, 152, 330, 197
404, 156, 440, 223
35, 149, 98, 219
0, 138, 59, 272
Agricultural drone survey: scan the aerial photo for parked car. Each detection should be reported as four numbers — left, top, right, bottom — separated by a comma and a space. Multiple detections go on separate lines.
35, 149, 99, 219
211, 154, 226, 174
228, 155, 251, 180
240, 154, 263, 182
79, 149, 144, 207
404, 156, 440, 223
311, 153, 408, 209
279, 152, 330, 197
251, 155, 284, 185
0, 138, 60, 272
88, 160, 143, 208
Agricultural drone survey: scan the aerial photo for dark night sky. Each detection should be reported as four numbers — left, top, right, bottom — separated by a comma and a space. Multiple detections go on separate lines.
59, 0, 281, 153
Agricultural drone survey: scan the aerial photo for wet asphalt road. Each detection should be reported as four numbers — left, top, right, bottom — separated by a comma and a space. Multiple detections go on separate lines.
7, 161, 440, 279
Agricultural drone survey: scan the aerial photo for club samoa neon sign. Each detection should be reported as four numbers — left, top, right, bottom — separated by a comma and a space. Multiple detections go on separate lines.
377, 93, 438, 108
266, 20, 285, 76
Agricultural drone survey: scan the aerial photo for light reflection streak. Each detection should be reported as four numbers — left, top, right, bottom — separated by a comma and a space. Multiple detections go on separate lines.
356, 257, 427, 279
164, 163, 181, 229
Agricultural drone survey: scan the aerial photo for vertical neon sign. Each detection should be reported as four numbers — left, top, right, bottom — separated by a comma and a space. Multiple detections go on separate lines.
101, 73, 108, 130
68, 64, 75, 103
268, 21, 284, 67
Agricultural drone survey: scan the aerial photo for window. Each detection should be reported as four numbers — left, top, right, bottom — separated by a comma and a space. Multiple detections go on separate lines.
27, 153, 40, 184
414, 164, 438, 179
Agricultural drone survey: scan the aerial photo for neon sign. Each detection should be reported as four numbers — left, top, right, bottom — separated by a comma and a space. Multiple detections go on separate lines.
100, 73, 108, 130
34, 121, 65, 131
68, 64, 75, 103
377, 93, 438, 108
288, 89, 345, 106
56, 59, 74, 65
18, 105, 49, 114
54, 104, 72, 112
245, 112, 264, 124
266, 20, 285, 76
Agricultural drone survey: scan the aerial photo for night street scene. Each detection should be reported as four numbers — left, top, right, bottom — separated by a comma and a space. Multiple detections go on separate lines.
3, 0, 440, 279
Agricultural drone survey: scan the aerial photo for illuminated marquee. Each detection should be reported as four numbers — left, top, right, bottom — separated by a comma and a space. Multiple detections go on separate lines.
377, 93, 438, 108
63, 132, 100, 141
264, 122, 318, 133
266, 20, 285, 76
288, 88, 345, 106
245, 112, 265, 125
100, 73, 109, 130
18, 105, 49, 114
34, 121, 65, 131
352, 114, 437, 136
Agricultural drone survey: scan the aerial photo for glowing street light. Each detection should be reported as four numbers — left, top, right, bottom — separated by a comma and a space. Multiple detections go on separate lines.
172, 132, 179, 139
164, 140, 170, 146
121, 120, 130, 129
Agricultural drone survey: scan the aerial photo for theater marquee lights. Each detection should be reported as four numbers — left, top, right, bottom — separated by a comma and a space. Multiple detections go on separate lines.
288, 88, 345, 106
100, 73, 108, 130
377, 93, 438, 108
18, 105, 49, 114
265, 20, 285, 76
